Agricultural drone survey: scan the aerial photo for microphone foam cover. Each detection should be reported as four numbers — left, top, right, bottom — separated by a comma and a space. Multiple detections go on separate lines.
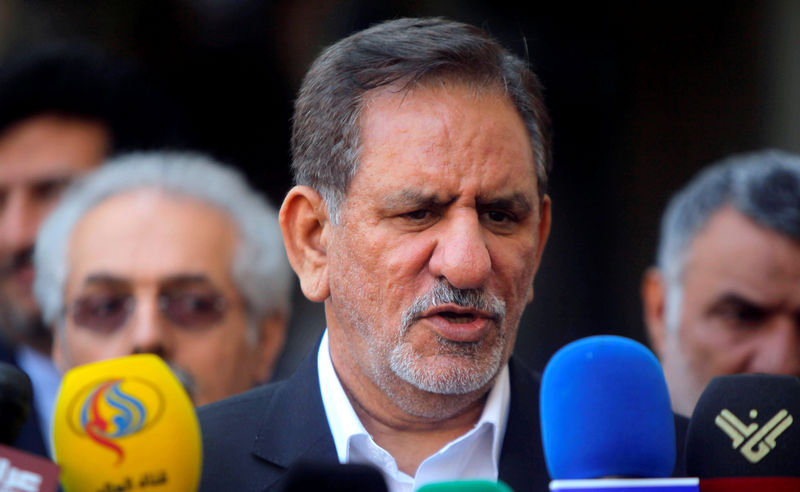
52, 354, 201, 491
541, 335, 676, 479
686, 373, 800, 478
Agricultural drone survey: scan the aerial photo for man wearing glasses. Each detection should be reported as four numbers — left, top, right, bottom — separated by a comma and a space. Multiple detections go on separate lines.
0, 43, 188, 456
32, 151, 292, 406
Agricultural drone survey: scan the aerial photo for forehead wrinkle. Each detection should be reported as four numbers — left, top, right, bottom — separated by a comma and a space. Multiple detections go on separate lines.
363, 86, 483, 170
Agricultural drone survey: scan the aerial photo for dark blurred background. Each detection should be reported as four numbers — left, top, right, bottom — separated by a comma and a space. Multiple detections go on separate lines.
2, 1, 798, 377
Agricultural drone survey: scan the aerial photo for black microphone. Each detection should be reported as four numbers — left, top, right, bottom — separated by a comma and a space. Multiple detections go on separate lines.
686, 373, 800, 491
278, 462, 388, 492
0, 361, 60, 491
0, 361, 33, 445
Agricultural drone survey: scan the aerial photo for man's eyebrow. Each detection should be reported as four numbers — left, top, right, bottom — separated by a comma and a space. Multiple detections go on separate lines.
82, 273, 130, 288
477, 193, 534, 214
160, 274, 216, 289
380, 189, 455, 209
708, 292, 774, 312
34, 174, 74, 186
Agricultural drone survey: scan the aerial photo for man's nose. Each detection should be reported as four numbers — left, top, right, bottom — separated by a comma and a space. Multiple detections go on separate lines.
750, 317, 800, 376
428, 211, 491, 289
129, 298, 173, 359
0, 190, 42, 254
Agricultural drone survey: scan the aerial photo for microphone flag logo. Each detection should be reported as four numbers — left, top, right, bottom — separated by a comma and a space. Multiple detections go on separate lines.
67, 377, 165, 465
714, 408, 793, 463
53, 355, 201, 492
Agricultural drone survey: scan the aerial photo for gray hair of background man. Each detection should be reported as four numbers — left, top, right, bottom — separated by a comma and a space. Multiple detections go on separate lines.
33, 151, 292, 336
291, 16, 552, 222
656, 149, 800, 331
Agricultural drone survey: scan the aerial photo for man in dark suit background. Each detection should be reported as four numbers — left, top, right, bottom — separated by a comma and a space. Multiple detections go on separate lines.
0, 42, 186, 457
199, 17, 553, 491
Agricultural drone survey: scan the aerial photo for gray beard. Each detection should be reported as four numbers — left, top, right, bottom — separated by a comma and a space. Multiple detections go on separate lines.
389, 332, 506, 395
387, 280, 507, 395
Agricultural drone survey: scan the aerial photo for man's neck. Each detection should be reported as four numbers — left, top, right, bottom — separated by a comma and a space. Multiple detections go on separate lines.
344, 382, 487, 475
329, 338, 493, 476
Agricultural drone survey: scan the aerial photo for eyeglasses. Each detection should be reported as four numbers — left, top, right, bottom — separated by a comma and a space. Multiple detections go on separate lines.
68, 292, 228, 333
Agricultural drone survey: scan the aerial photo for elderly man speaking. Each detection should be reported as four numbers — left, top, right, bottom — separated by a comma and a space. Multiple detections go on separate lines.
199, 17, 552, 491
33, 152, 292, 407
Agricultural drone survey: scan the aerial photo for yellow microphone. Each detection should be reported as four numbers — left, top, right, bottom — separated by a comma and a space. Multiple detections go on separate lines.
52, 354, 201, 492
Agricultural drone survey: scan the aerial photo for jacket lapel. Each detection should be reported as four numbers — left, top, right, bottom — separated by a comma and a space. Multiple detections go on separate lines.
498, 357, 550, 492
251, 346, 338, 490
245, 350, 550, 490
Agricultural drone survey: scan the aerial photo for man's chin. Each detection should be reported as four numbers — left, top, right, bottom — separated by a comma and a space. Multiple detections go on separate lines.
389, 347, 503, 396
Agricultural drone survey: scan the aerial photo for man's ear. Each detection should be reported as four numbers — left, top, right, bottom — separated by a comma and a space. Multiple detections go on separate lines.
279, 185, 331, 302
642, 267, 668, 358
251, 313, 287, 384
526, 194, 552, 303
534, 194, 552, 270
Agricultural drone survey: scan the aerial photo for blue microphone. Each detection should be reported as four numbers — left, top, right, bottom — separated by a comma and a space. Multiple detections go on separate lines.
540, 335, 698, 491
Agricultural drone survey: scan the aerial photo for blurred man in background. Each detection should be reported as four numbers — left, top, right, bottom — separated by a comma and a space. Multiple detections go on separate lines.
643, 149, 800, 416
0, 42, 186, 455
34, 152, 292, 407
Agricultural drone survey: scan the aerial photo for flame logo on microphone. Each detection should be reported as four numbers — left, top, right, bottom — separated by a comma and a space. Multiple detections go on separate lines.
67, 377, 165, 464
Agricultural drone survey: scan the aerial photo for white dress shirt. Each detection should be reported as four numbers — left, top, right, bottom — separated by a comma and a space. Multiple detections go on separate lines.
317, 329, 510, 492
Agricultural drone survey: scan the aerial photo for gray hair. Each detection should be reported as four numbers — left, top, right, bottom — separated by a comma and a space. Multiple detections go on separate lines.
656, 149, 800, 331
291, 17, 552, 222
33, 151, 292, 333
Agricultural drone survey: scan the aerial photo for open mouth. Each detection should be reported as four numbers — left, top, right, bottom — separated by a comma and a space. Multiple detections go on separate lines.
438, 311, 478, 324
418, 305, 497, 343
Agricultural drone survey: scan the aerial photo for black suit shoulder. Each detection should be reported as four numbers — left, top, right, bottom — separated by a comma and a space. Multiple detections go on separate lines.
198, 349, 337, 491
499, 356, 549, 492
199, 381, 278, 441
198, 382, 282, 491
0, 341, 49, 457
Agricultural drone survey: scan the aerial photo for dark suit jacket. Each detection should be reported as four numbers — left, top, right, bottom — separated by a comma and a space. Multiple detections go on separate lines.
0, 340, 49, 457
198, 349, 550, 491
198, 347, 688, 491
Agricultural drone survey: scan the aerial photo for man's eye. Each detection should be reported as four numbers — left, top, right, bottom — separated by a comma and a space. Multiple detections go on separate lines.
714, 304, 768, 326
485, 211, 513, 222
160, 292, 226, 328
71, 294, 132, 333
32, 179, 70, 202
481, 210, 519, 228
402, 210, 433, 221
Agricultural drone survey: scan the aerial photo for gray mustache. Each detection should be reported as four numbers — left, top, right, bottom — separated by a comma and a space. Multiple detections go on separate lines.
401, 280, 506, 330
